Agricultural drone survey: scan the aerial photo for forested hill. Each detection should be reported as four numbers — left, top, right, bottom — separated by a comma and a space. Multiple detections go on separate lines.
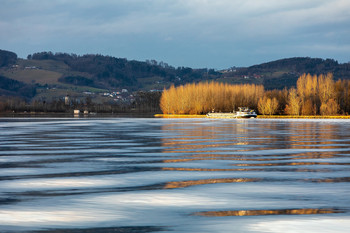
0, 49, 350, 100
0, 49, 17, 67
222, 57, 350, 90
26, 51, 214, 90
249, 57, 350, 79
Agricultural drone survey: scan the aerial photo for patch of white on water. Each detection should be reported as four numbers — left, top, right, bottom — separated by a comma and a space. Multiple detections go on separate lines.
249, 217, 350, 233
0, 208, 125, 227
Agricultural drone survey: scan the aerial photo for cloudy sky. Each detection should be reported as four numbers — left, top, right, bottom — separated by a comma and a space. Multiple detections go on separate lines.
1, 0, 349, 69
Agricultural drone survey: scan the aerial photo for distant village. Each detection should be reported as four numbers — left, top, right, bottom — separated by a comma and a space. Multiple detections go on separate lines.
100, 89, 134, 103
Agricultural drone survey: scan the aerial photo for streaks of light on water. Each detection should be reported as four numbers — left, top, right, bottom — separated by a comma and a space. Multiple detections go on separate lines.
249, 217, 350, 233
0, 118, 350, 233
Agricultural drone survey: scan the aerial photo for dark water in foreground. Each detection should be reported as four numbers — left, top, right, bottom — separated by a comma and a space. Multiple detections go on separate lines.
0, 118, 350, 232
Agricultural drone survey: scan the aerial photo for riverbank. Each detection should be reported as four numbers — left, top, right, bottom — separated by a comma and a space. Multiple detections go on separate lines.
155, 114, 350, 119
258, 115, 350, 119
0, 112, 158, 118
154, 114, 206, 118
2, 112, 349, 119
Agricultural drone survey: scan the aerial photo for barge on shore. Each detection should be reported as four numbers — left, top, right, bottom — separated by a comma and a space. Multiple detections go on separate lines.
206, 107, 257, 119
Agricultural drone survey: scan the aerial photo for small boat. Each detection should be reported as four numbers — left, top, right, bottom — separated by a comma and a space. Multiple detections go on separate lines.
235, 107, 257, 118
206, 107, 257, 118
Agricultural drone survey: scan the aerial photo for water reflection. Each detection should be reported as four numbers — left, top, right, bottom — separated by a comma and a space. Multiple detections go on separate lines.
194, 208, 344, 217
160, 120, 350, 173
236, 161, 350, 167
1, 118, 350, 232
162, 167, 339, 173
308, 177, 350, 183
164, 178, 260, 189
28, 226, 166, 233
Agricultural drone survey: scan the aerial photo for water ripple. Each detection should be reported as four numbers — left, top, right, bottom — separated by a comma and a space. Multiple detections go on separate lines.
1, 118, 350, 232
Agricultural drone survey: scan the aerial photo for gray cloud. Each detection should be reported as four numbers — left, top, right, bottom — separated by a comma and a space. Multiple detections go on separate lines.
0, 0, 349, 68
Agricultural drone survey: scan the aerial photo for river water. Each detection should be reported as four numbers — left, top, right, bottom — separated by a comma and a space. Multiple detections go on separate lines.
0, 118, 350, 232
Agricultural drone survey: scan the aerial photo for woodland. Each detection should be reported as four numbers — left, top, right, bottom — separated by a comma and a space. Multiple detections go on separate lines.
160, 73, 350, 116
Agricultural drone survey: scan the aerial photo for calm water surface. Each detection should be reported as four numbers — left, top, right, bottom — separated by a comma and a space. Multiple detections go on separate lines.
0, 118, 350, 232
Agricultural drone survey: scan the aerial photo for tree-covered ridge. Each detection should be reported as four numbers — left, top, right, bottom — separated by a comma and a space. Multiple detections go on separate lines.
249, 57, 339, 73
27, 51, 214, 90
223, 57, 350, 90
0, 49, 17, 67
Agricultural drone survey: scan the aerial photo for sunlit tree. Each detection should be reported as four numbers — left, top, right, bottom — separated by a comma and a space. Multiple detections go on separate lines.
285, 88, 300, 115
320, 98, 339, 115
160, 82, 264, 114
258, 96, 279, 115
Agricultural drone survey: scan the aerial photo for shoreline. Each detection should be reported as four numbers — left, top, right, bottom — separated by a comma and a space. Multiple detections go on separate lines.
0, 112, 158, 118
154, 114, 206, 118
1, 112, 350, 119
154, 114, 350, 119
257, 115, 350, 119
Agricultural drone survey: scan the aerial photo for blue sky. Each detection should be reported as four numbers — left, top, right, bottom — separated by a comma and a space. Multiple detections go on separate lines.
1, 0, 349, 69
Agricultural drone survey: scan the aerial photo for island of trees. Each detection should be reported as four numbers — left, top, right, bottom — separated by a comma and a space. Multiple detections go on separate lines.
160, 73, 350, 116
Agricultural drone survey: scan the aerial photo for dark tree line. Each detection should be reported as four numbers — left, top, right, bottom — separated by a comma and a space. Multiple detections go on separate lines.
0, 75, 36, 99
0, 49, 17, 67
0, 91, 161, 114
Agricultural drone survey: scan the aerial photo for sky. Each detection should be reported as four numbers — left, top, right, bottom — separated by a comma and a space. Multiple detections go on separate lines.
0, 0, 349, 69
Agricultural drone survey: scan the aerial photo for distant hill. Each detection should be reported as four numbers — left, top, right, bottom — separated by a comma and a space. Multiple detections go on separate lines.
26, 51, 213, 90
0, 49, 17, 67
221, 57, 350, 90
0, 49, 350, 101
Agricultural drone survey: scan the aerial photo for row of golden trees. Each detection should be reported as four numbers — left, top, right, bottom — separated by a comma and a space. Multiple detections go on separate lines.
261, 73, 350, 115
160, 82, 264, 114
160, 73, 350, 116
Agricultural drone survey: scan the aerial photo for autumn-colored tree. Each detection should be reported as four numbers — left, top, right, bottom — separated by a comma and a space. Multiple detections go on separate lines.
160, 82, 264, 114
295, 73, 338, 115
335, 79, 350, 114
258, 96, 279, 115
297, 73, 318, 100
320, 98, 339, 115
160, 73, 350, 116
301, 99, 316, 115
285, 88, 301, 115
318, 73, 335, 104
160, 87, 171, 114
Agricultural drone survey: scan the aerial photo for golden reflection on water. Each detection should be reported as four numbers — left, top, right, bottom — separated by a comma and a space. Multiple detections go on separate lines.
161, 122, 252, 153
194, 208, 343, 217
162, 167, 259, 172
159, 120, 350, 184
163, 178, 259, 189
160, 120, 350, 162
236, 162, 350, 167
287, 122, 341, 147
162, 166, 336, 173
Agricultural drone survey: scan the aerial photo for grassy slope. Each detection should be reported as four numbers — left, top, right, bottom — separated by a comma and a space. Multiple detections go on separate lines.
1, 69, 62, 85
0, 59, 95, 85
0, 58, 110, 102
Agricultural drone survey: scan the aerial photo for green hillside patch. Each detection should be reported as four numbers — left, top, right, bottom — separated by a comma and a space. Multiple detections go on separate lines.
0, 68, 62, 84
17, 59, 71, 73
